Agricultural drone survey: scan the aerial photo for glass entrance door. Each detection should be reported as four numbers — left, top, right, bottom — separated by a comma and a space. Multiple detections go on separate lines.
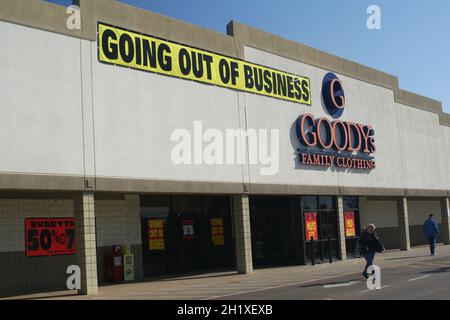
141, 195, 234, 276
250, 205, 283, 266
343, 196, 361, 258
171, 215, 206, 271
250, 197, 294, 268
141, 204, 171, 274
302, 196, 339, 263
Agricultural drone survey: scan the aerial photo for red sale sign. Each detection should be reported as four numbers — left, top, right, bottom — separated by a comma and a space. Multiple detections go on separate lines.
344, 211, 356, 237
305, 212, 318, 241
25, 218, 76, 257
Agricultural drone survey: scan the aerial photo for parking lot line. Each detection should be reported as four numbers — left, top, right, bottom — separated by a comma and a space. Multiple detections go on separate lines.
408, 275, 431, 282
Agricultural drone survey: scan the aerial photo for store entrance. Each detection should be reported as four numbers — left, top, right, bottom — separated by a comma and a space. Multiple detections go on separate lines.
140, 195, 235, 276
302, 196, 339, 263
250, 196, 303, 268
301, 196, 361, 262
249, 195, 360, 268
343, 196, 361, 258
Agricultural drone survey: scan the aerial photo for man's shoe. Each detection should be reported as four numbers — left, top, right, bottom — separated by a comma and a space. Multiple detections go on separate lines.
432, 253, 437, 256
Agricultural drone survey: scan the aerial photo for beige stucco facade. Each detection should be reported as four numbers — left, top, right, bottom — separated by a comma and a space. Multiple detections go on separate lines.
0, 0, 449, 297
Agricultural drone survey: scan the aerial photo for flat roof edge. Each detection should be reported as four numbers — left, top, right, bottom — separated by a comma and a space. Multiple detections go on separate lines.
227, 21, 449, 126
0, 1, 448, 124
0, 0, 82, 38
78, 0, 237, 57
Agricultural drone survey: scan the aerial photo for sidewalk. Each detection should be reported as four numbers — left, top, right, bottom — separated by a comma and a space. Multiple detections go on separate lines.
4, 244, 450, 300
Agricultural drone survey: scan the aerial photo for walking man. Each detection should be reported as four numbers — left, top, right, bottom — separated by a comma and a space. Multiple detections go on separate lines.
359, 224, 384, 279
423, 214, 439, 256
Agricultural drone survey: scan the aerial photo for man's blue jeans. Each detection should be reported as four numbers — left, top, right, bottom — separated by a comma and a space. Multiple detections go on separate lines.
427, 236, 437, 255
363, 252, 376, 276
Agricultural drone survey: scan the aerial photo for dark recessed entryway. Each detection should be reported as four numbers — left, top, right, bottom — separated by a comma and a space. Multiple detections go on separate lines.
249, 195, 361, 268
140, 195, 235, 276
249, 196, 304, 268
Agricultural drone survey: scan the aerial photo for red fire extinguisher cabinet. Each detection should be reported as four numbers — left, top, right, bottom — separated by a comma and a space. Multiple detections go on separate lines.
104, 245, 124, 282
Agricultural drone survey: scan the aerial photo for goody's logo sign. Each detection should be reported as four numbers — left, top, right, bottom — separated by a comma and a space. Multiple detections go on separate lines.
322, 72, 345, 118
295, 73, 376, 171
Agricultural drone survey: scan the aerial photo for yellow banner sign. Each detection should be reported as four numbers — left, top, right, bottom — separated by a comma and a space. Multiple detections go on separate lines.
148, 219, 165, 250
98, 22, 311, 105
211, 218, 225, 246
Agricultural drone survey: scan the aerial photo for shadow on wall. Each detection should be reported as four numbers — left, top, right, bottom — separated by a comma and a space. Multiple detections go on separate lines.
409, 224, 444, 247
373, 225, 444, 250
0, 253, 75, 298
373, 227, 400, 250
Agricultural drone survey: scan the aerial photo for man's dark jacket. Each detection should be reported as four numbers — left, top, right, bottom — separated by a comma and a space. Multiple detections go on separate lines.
359, 231, 384, 254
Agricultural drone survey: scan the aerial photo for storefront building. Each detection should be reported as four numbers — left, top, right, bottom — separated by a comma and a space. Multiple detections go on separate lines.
0, 0, 449, 296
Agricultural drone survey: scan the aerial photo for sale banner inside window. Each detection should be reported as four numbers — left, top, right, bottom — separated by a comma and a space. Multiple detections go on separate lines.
304, 212, 318, 241
148, 219, 165, 250
211, 218, 224, 246
182, 219, 195, 240
344, 211, 356, 237
25, 218, 76, 257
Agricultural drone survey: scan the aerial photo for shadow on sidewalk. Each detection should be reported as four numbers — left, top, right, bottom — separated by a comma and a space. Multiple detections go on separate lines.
26, 293, 79, 300
99, 268, 238, 287
384, 256, 426, 261
419, 267, 450, 274
1, 290, 78, 300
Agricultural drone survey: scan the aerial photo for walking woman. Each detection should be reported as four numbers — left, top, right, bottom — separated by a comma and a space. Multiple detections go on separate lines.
359, 224, 385, 279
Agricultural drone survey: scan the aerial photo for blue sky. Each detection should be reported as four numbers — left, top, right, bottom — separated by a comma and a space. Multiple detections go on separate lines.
48, 0, 450, 113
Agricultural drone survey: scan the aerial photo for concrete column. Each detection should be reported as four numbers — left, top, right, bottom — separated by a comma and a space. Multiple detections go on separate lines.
232, 194, 253, 274
337, 196, 347, 261
74, 192, 98, 295
397, 197, 411, 251
123, 194, 144, 279
440, 197, 450, 245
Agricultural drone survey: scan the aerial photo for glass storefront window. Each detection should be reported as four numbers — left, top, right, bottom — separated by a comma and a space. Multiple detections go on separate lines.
318, 196, 334, 210
301, 196, 337, 241
301, 196, 339, 263
140, 195, 235, 276
301, 196, 317, 211
203, 196, 230, 218
172, 196, 202, 217
249, 197, 297, 268
343, 196, 361, 258
344, 196, 359, 210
